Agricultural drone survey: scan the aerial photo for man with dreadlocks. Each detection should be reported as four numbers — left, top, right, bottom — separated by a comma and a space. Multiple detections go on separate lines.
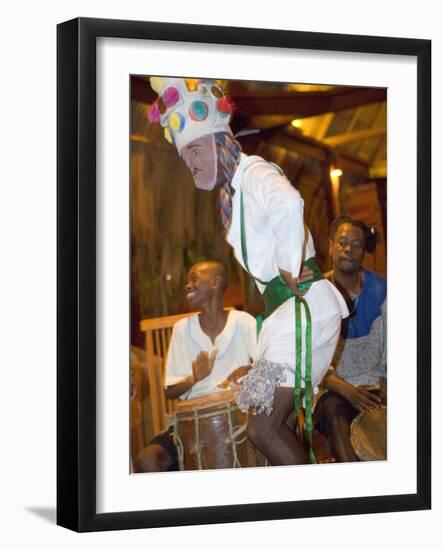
148, 77, 348, 465
314, 216, 387, 462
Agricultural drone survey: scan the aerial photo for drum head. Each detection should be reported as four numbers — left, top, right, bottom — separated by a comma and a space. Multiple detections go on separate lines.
350, 406, 387, 461
174, 390, 236, 413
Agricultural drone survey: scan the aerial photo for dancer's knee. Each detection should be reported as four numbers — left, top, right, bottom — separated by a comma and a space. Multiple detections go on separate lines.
247, 415, 271, 450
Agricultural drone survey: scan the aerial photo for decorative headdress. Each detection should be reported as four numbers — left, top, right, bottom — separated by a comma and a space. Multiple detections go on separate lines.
147, 77, 234, 153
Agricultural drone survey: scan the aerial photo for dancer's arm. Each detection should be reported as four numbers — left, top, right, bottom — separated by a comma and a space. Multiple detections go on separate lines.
250, 162, 307, 280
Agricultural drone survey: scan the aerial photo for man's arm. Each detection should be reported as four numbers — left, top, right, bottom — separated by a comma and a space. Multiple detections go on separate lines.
165, 375, 195, 400
322, 371, 382, 412
165, 350, 217, 400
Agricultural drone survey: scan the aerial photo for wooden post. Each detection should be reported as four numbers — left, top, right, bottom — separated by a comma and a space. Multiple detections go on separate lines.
145, 330, 162, 436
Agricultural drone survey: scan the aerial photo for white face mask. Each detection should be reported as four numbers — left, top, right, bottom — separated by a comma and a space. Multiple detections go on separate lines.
180, 134, 218, 191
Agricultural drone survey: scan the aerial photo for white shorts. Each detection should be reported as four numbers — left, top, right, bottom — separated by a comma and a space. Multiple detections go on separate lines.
257, 279, 348, 389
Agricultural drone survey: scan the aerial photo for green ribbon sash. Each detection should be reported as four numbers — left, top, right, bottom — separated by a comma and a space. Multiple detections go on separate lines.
240, 190, 322, 464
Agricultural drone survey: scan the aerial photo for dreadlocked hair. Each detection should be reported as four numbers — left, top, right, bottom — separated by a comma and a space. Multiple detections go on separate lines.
215, 132, 242, 229
329, 215, 380, 253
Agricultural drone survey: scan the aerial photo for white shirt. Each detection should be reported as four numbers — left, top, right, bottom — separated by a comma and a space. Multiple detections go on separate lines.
225, 153, 348, 390
227, 153, 316, 293
164, 310, 257, 400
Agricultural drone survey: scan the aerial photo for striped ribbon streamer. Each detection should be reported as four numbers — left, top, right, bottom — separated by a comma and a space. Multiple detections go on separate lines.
215, 133, 242, 229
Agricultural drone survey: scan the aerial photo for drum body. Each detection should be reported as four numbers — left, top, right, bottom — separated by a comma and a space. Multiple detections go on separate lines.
350, 406, 387, 461
172, 390, 252, 470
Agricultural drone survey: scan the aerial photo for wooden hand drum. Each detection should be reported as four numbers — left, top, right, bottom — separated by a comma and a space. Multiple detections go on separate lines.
350, 406, 387, 461
171, 390, 251, 471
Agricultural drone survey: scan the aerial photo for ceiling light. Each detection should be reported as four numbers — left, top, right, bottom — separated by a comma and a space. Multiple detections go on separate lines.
290, 119, 303, 128
330, 168, 343, 178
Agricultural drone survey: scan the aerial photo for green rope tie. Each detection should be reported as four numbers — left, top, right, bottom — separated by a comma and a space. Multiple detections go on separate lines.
294, 298, 302, 418
294, 296, 317, 464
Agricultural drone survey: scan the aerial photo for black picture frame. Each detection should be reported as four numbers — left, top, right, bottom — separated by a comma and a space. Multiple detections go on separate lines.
57, 17, 431, 532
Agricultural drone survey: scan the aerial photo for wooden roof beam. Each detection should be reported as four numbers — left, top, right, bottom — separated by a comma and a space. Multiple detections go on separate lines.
233, 88, 386, 117
327, 88, 386, 113
131, 77, 387, 119
324, 126, 386, 147
268, 127, 370, 178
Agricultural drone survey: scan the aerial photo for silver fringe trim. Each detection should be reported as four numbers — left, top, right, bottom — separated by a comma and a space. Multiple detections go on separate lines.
235, 358, 287, 416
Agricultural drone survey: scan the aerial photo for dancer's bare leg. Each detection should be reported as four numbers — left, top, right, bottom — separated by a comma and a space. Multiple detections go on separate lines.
247, 387, 308, 465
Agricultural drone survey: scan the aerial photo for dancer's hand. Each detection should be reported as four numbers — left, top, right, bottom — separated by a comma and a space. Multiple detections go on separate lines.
279, 267, 309, 296
298, 264, 314, 285
192, 350, 217, 382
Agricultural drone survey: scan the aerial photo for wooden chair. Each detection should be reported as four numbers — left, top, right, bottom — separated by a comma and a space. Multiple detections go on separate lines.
139, 312, 194, 437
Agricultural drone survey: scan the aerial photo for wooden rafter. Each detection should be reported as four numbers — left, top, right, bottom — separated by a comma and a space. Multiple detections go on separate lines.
315, 113, 335, 141
268, 127, 370, 178
225, 88, 386, 117
324, 127, 386, 147
346, 106, 362, 134
131, 76, 387, 119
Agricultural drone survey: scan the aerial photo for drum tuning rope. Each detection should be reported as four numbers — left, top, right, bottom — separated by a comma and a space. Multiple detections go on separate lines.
226, 403, 243, 468
171, 413, 185, 471
193, 409, 204, 470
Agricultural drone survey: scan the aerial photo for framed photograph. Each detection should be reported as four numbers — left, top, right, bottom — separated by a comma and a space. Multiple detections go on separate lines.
57, 17, 431, 532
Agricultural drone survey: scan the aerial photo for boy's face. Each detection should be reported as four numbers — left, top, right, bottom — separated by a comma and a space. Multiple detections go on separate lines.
185, 264, 216, 308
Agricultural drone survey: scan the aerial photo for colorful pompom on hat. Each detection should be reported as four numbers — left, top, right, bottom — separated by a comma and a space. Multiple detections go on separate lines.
147, 77, 234, 153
